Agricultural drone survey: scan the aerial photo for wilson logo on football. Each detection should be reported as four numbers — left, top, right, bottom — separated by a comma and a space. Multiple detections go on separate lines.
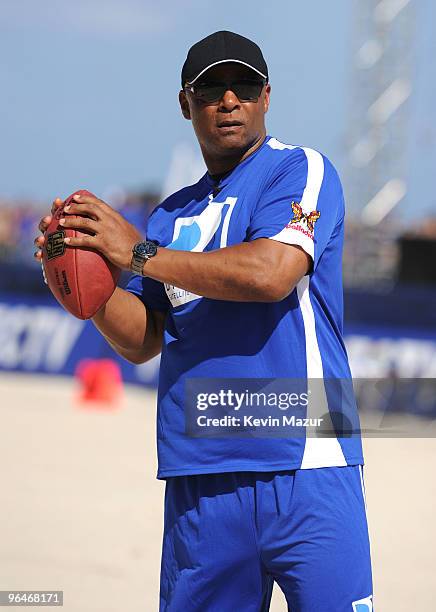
46, 230, 66, 260
286, 201, 320, 239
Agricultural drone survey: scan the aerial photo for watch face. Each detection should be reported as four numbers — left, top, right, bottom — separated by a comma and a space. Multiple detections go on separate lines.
134, 241, 157, 257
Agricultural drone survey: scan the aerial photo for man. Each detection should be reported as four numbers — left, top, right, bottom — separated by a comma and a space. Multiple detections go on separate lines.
35, 31, 373, 612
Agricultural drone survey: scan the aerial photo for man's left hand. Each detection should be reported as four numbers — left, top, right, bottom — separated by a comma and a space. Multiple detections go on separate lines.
59, 193, 143, 270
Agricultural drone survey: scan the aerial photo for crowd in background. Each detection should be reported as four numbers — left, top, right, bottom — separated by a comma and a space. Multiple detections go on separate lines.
0, 191, 435, 289
0, 190, 160, 267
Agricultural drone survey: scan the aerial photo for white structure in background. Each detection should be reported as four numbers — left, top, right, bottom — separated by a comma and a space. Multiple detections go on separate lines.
346, 0, 415, 224
343, 0, 416, 287
161, 143, 206, 202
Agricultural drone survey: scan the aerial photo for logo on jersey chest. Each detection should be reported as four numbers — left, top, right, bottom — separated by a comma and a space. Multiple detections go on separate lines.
164, 196, 238, 308
287, 201, 320, 240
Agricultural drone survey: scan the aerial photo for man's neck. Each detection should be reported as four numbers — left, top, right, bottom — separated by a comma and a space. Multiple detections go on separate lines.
203, 133, 267, 176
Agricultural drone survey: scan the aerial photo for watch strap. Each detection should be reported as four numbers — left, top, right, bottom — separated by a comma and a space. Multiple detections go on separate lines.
131, 253, 147, 275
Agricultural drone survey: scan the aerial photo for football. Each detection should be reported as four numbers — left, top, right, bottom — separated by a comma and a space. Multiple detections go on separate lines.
42, 189, 121, 320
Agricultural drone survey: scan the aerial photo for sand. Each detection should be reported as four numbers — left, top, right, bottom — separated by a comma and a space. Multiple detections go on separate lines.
0, 372, 434, 611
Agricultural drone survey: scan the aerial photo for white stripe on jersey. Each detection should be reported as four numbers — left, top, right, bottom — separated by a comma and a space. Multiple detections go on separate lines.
266, 139, 323, 261
297, 275, 347, 469
268, 136, 347, 468
359, 464, 368, 511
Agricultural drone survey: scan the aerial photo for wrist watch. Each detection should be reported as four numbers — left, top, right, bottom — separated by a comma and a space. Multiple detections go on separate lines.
130, 240, 158, 275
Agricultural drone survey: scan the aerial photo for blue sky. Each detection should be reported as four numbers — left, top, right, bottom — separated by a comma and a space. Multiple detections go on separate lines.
1, 0, 435, 220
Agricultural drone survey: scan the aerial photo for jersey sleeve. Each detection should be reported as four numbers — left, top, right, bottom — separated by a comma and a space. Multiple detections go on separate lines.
124, 274, 169, 312
123, 202, 170, 312
247, 147, 345, 271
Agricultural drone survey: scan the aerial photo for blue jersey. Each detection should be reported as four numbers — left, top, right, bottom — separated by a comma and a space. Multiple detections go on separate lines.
126, 136, 364, 478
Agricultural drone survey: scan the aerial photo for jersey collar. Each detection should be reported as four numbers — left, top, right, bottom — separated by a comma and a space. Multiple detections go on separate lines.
203, 135, 272, 190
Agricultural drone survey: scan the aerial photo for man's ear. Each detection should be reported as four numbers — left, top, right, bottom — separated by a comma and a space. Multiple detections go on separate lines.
179, 90, 191, 120
263, 83, 271, 114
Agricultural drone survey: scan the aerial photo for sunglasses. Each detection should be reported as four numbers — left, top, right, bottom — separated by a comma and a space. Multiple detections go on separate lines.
185, 78, 267, 103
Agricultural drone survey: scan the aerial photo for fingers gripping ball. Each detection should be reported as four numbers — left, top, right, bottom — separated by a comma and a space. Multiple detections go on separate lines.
42, 190, 121, 320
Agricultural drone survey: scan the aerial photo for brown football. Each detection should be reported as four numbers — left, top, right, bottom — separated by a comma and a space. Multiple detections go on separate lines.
42, 189, 121, 320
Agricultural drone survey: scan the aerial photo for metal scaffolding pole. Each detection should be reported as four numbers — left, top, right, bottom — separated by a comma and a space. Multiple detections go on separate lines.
343, 0, 416, 287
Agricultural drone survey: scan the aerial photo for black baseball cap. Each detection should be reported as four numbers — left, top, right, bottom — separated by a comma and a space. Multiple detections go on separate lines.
181, 30, 268, 87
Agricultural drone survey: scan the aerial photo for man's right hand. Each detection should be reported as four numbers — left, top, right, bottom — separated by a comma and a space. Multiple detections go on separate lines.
33, 197, 63, 261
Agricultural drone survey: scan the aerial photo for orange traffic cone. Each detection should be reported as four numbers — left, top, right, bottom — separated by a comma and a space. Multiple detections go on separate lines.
75, 358, 123, 409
